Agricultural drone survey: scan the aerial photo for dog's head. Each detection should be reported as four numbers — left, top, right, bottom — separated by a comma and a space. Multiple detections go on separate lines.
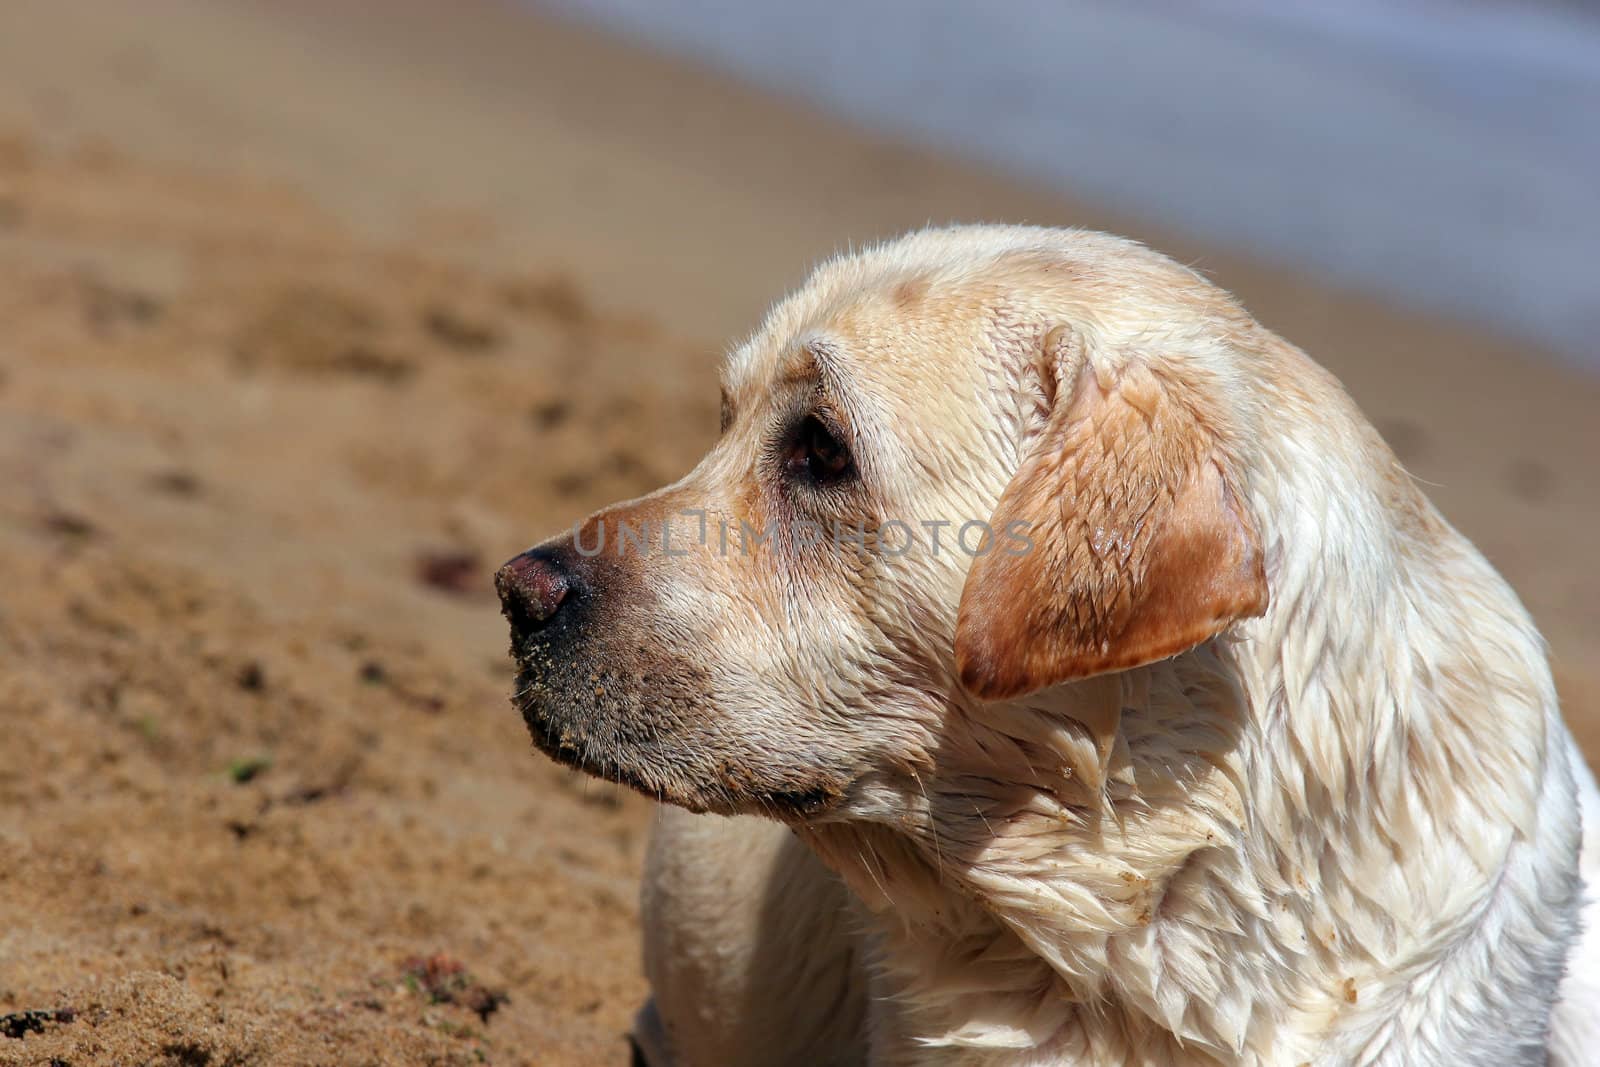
497, 226, 1272, 822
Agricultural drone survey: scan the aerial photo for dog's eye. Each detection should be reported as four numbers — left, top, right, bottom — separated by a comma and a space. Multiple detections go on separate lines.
719, 389, 734, 435
785, 415, 853, 485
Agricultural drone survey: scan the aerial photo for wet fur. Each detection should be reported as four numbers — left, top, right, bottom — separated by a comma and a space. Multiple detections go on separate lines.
505, 226, 1599, 1065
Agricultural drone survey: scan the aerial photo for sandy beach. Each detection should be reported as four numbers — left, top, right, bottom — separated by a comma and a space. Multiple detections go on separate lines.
0, 2, 1595, 1064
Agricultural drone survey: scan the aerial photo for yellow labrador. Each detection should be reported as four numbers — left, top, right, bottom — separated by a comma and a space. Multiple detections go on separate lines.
496, 227, 1600, 1065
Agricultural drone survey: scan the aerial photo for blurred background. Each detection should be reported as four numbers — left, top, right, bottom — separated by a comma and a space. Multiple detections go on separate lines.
546, 0, 1600, 369
0, 2, 1594, 1065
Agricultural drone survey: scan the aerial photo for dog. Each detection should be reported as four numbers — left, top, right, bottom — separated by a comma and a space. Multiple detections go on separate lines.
496, 226, 1600, 1065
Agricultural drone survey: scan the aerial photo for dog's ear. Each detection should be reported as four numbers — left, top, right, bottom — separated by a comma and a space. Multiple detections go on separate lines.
955, 331, 1267, 700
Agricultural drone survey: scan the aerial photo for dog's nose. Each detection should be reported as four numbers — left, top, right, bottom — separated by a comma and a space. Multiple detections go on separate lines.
496, 549, 571, 631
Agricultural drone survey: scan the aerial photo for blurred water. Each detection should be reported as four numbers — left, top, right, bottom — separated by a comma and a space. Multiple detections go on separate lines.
534, 0, 1600, 369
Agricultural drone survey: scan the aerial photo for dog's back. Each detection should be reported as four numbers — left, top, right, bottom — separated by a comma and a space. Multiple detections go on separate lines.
1553, 752, 1600, 1065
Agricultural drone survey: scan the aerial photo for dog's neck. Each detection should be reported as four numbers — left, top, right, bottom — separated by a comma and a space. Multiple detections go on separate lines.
804, 651, 1278, 1065
802, 479, 1572, 1065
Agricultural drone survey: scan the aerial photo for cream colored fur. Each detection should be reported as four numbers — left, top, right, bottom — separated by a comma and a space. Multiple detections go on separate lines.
539, 227, 1596, 1065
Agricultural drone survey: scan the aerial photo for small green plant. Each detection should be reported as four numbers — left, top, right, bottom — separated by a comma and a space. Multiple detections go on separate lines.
225, 755, 272, 784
